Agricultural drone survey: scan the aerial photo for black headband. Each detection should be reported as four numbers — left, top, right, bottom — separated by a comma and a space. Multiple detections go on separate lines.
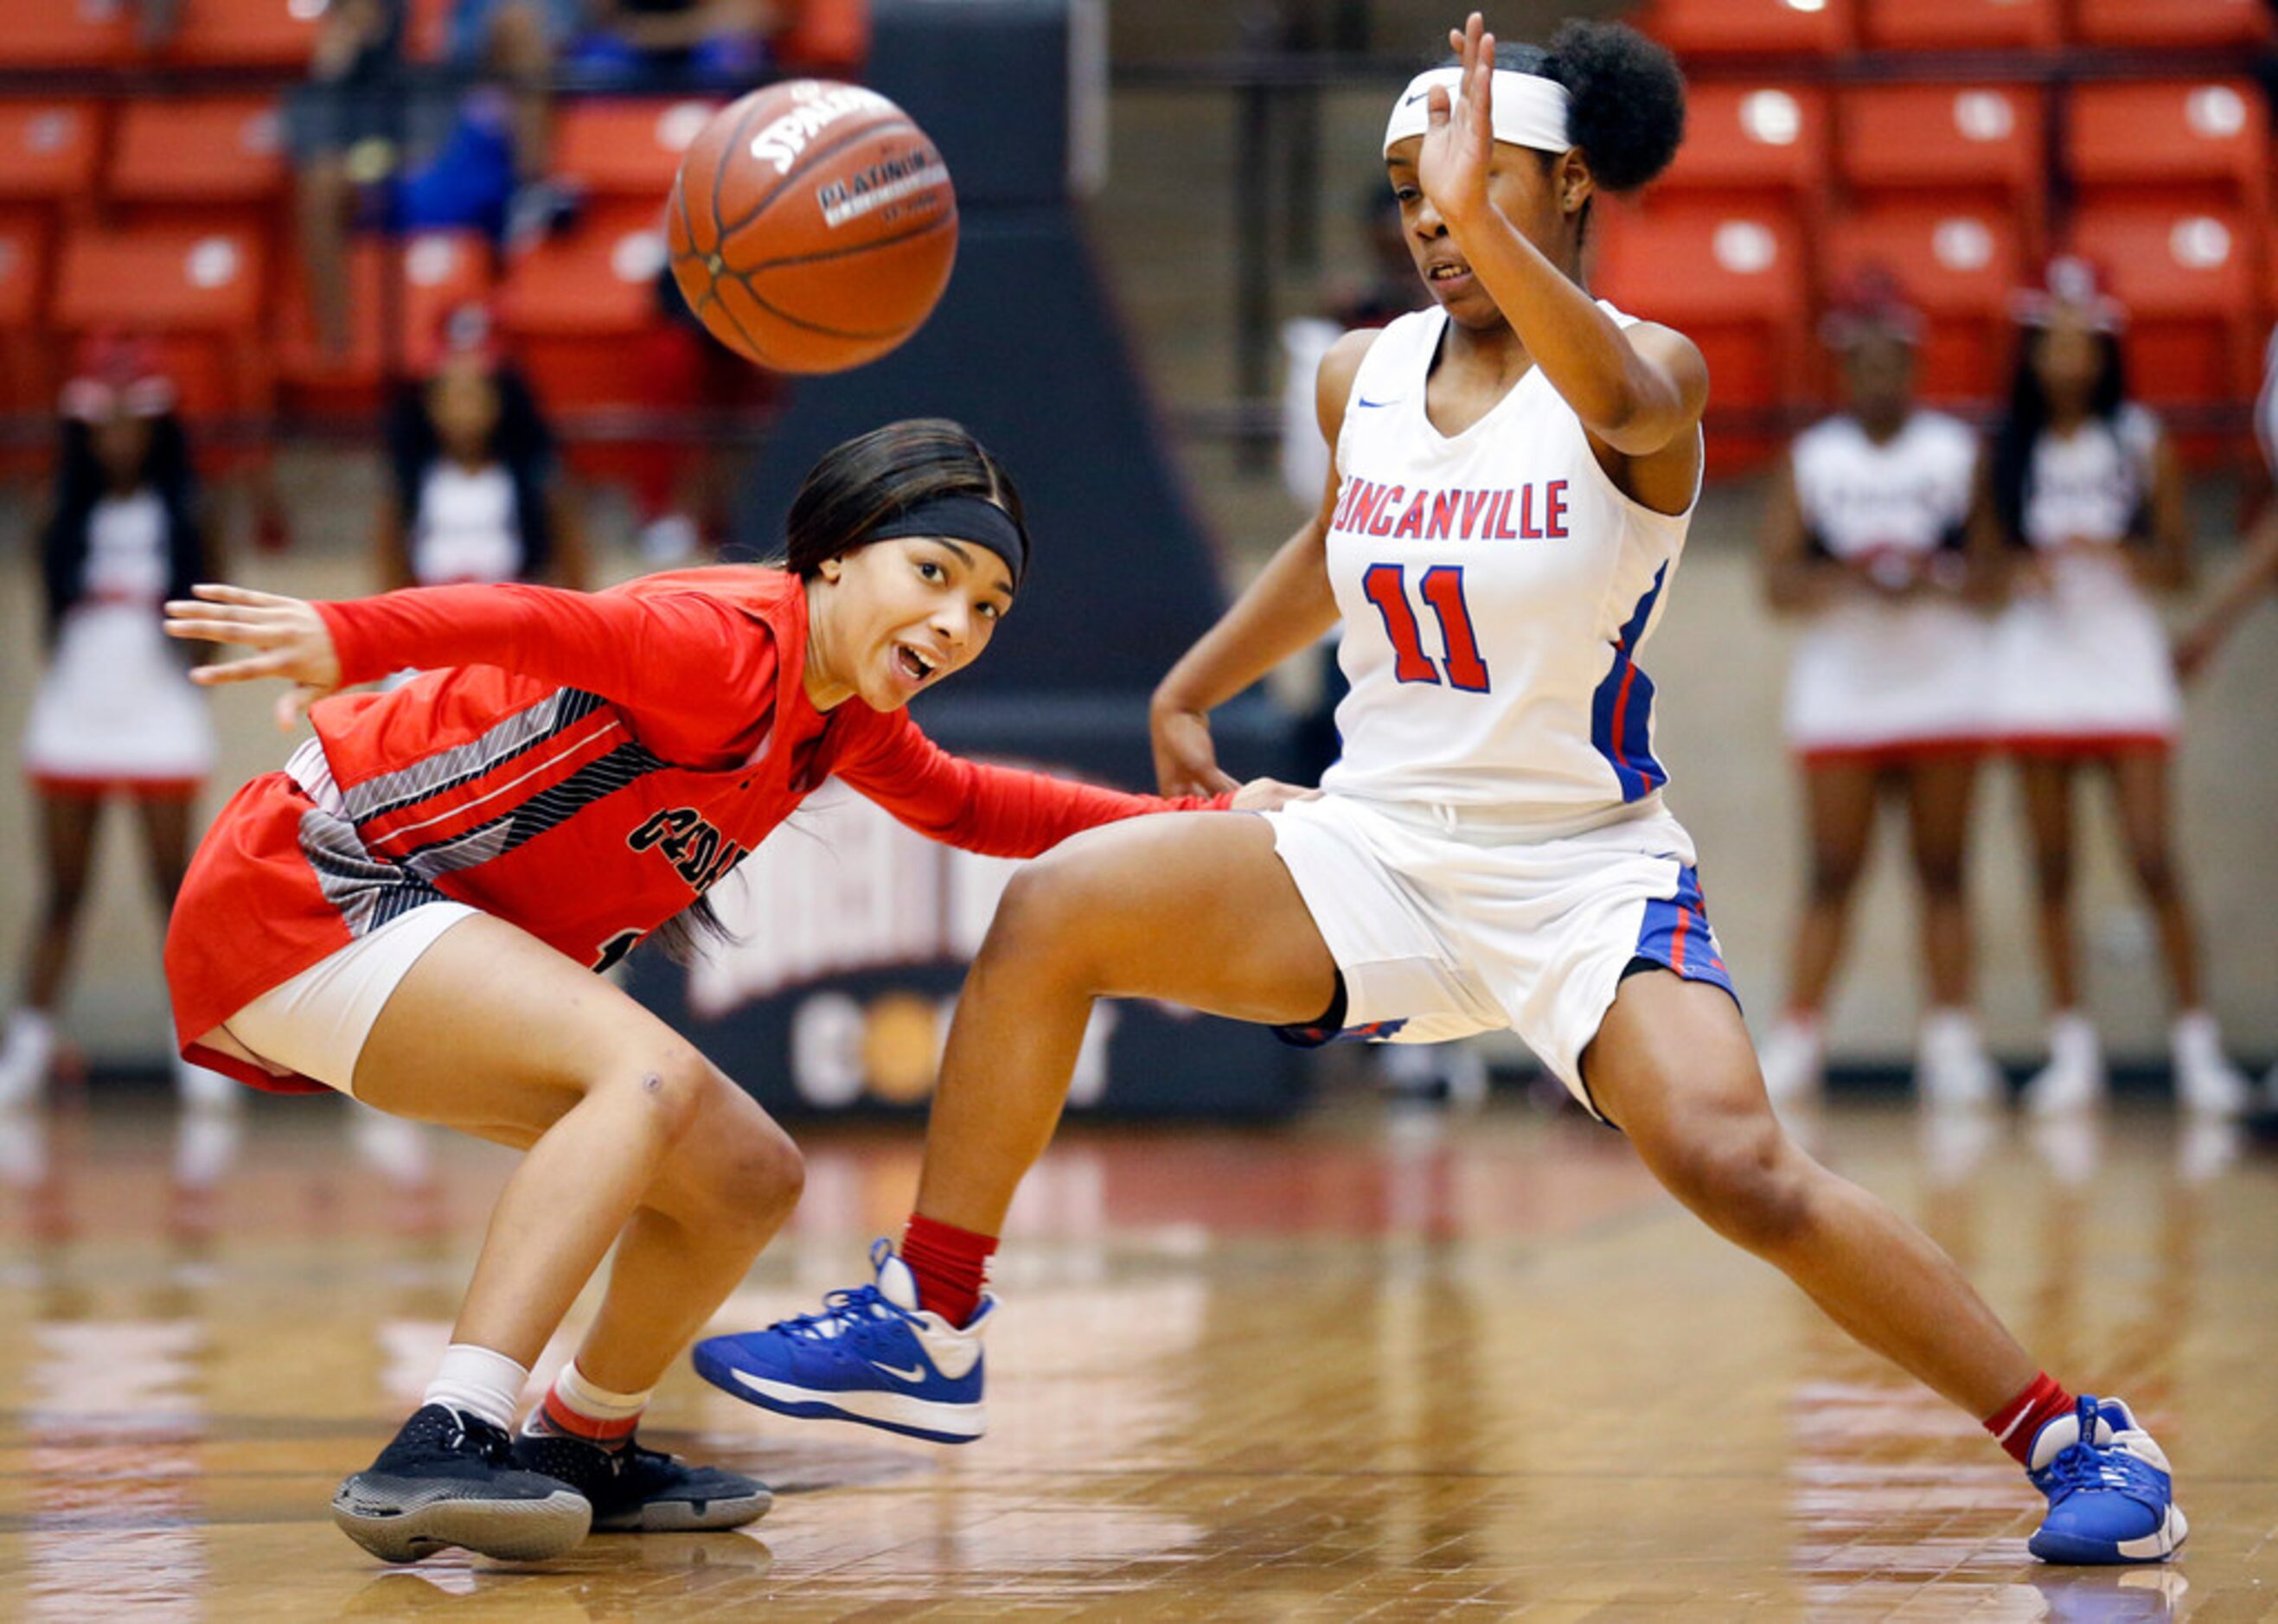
867, 494, 1028, 588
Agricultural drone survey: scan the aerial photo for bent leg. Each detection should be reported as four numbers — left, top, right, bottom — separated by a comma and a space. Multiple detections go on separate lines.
915, 811, 1339, 1236
352, 914, 801, 1387
1583, 970, 2036, 1416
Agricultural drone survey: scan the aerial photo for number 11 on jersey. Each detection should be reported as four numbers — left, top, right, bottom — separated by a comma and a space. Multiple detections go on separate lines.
1360, 563, 1491, 693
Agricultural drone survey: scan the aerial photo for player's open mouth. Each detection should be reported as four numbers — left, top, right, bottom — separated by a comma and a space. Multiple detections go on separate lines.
1428, 260, 1474, 289
897, 645, 936, 685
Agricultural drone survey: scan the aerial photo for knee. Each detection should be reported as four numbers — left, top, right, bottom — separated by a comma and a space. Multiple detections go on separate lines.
1806, 847, 1864, 907
982, 855, 1100, 981
594, 1047, 712, 1148
1648, 1113, 1817, 1256
2126, 844, 2177, 902
1913, 847, 1966, 902
671, 1092, 803, 1246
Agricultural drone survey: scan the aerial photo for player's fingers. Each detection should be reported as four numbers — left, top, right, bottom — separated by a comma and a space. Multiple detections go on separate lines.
190, 582, 289, 607
188, 651, 298, 686
276, 685, 325, 733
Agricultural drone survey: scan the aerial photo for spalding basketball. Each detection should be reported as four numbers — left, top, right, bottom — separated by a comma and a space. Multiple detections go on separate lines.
668, 80, 958, 374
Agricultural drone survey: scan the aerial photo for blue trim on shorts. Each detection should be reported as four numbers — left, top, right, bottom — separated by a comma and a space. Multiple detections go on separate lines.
1630, 863, 1736, 1000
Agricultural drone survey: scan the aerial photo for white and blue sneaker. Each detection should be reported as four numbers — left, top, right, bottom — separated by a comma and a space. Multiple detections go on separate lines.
2028, 1395, 2188, 1564
692, 1239, 990, 1445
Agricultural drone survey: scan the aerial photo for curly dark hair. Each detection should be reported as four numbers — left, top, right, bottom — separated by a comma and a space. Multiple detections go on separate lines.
1501, 19, 1687, 195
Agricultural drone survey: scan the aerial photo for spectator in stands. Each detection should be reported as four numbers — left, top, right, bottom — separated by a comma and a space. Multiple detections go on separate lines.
0, 339, 240, 1157
570, 0, 772, 85
1987, 259, 2250, 1117
1755, 273, 2004, 1111
380, 306, 591, 594
290, 0, 572, 361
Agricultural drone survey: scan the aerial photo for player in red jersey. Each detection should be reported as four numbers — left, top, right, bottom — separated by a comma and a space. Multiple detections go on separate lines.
161, 419, 1277, 1564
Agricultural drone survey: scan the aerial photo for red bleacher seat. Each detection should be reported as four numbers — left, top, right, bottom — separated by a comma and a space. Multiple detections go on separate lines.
52, 224, 271, 419
777, 0, 870, 75
1654, 84, 1828, 209
1821, 206, 2022, 402
278, 231, 496, 407
554, 100, 723, 202
1861, 0, 2062, 50
164, 0, 322, 68
0, 102, 105, 208
1840, 84, 2047, 256
1592, 200, 1809, 469
2073, 0, 2271, 49
1635, 0, 1854, 58
498, 204, 682, 404
0, 1, 138, 68
2069, 204, 2259, 416
2068, 80, 2269, 217
109, 98, 288, 208
0, 216, 54, 416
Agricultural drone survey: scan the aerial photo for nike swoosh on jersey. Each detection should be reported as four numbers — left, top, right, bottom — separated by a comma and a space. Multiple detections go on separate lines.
1355, 397, 1402, 409
1404, 92, 1430, 105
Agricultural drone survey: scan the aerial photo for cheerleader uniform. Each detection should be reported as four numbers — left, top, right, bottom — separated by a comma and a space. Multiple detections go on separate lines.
1783, 411, 1992, 762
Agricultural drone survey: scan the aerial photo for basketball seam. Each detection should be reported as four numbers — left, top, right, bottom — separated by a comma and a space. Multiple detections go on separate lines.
734, 208, 958, 276
711, 97, 771, 250
723, 267, 914, 342
717, 119, 922, 240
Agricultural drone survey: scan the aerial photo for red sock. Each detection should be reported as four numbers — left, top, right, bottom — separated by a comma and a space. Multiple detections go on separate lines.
899, 1213, 997, 1329
1985, 1371, 2074, 1467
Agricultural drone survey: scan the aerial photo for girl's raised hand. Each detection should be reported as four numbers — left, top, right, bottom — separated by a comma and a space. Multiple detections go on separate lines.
1417, 12, 1495, 228
163, 583, 343, 732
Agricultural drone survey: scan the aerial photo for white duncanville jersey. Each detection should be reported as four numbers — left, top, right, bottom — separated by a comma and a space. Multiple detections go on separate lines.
1318, 305, 1698, 827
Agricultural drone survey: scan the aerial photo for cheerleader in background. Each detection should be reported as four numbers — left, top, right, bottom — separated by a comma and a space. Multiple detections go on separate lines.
1987, 260, 2249, 1116
1756, 276, 2004, 1109
0, 340, 240, 1181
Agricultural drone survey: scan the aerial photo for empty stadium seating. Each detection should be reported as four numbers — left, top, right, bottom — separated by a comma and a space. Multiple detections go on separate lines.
1820, 205, 2023, 401
163, 0, 322, 70
277, 232, 496, 411
1654, 83, 1829, 212
2070, 203, 2260, 427
2068, 80, 2269, 218
1839, 84, 2047, 256
109, 97, 288, 211
1635, 0, 1854, 58
0, 216, 52, 419
53, 224, 272, 421
554, 100, 723, 202
0, 102, 104, 212
0, 2, 138, 69
1860, 0, 2063, 51
1592, 200, 1810, 467
2073, 0, 2272, 49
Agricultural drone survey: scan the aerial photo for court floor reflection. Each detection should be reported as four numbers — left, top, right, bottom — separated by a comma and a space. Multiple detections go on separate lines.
0, 1090, 2269, 1618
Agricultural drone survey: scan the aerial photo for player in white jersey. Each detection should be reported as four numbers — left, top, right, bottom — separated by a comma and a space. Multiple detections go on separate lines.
1988, 261, 2249, 1118
1755, 278, 2004, 1109
701, 16, 2185, 1566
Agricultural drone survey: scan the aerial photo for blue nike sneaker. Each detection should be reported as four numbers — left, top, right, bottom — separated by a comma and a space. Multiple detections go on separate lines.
692, 1239, 990, 1445
2028, 1395, 2188, 1564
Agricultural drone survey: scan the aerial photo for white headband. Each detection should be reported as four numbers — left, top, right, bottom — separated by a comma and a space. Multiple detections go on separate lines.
1383, 67, 1571, 157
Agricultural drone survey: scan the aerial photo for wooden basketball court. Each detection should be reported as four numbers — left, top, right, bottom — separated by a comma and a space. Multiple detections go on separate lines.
0, 1090, 2268, 1618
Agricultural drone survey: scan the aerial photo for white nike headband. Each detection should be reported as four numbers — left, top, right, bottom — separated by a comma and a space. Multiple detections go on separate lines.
1383, 67, 1572, 158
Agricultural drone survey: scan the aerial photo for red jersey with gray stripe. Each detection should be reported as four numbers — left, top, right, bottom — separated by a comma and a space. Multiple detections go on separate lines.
166, 567, 1218, 1086
1318, 306, 1698, 828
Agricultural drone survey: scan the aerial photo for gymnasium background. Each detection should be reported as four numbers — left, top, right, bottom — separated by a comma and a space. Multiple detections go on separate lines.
0, 0, 2272, 1107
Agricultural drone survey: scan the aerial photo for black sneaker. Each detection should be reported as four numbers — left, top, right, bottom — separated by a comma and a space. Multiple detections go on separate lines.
513, 1428, 772, 1532
332, 1404, 593, 1563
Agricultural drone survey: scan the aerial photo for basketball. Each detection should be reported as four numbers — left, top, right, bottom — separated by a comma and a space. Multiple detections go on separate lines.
667, 80, 959, 374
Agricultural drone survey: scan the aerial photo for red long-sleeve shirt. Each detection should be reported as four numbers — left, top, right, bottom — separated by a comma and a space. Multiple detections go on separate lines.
168, 566, 1223, 1090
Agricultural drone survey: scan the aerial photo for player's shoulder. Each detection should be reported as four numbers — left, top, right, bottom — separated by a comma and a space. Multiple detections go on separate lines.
613, 565, 797, 615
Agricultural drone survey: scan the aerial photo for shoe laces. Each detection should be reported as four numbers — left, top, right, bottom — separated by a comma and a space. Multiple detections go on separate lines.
445, 1410, 517, 1467
770, 1282, 922, 1344
2039, 1397, 2165, 1503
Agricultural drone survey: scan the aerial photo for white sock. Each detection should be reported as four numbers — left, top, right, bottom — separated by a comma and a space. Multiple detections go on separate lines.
525, 1361, 652, 1442
422, 1344, 530, 1434
2170, 1009, 2222, 1065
